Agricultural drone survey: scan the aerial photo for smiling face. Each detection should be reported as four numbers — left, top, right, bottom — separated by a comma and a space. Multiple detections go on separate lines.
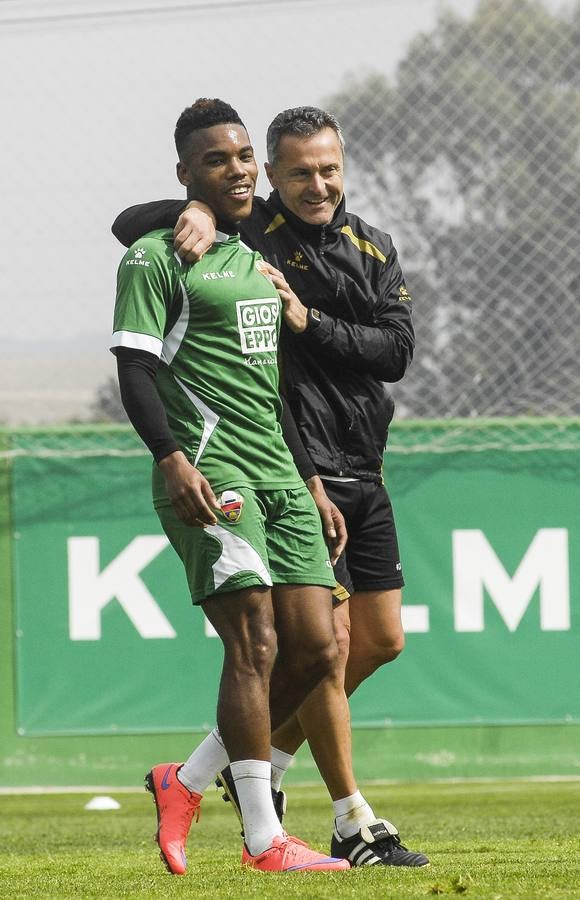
265, 127, 344, 226
176, 123, 258, 226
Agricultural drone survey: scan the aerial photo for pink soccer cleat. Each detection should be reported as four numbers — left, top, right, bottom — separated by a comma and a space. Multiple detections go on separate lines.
242, 833, 350, 872
145, 763, 201, 874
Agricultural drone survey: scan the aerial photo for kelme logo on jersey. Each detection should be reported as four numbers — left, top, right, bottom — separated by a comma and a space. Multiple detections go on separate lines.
236, 298, 280, 355
125, 247, 150, 267
218, 490, 244, 524
202, 270, 235, 281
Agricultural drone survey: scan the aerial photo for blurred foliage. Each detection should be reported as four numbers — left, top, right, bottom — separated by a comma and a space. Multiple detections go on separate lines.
91, 375, 127, 423
327, 0, 580, 417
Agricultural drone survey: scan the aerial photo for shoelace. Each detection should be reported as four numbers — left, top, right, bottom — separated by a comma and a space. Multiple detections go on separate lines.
372, 832, 410, 854
285, 835, 308, 848
187, 796, 201, 824
173, 795, 201, 836
283, 834, 315, 861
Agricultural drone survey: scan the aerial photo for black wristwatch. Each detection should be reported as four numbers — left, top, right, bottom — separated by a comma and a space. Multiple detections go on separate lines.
308, 307, 322, 328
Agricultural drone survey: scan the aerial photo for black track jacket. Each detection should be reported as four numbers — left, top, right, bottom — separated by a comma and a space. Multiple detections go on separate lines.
112, 191, 415, 482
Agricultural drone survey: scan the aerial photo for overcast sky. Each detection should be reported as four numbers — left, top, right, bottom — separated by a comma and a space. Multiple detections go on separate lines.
1, 0, 487, 346
0, 0, 571, 422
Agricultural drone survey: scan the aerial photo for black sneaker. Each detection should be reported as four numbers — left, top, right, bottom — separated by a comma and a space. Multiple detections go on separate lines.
215, 765, 287, 830
330, 818, 429, 867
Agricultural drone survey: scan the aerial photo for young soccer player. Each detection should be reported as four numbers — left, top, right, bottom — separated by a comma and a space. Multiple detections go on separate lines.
111, 98, 349, 874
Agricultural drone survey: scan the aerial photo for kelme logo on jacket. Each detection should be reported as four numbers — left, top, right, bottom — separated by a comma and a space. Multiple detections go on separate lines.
286, 250, 309, 271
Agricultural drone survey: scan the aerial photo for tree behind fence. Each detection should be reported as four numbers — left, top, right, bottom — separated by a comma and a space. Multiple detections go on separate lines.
326, 0, 580, 449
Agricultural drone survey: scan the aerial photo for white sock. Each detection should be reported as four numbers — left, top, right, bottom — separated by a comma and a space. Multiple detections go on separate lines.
177, 728, 229, 795
270, 746, 293, 792
333, 790, 376, 839
230, 759, 284, 856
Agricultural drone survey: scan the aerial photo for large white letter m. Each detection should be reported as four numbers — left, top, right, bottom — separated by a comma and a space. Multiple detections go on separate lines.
453, 528, 570, 632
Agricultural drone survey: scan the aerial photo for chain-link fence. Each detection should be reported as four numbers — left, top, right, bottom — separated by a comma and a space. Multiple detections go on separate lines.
2, 0, 578, 454
327, 0, 580, 450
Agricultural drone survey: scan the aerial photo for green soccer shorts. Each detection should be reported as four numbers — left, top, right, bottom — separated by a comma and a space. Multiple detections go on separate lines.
155, 484, 335, 604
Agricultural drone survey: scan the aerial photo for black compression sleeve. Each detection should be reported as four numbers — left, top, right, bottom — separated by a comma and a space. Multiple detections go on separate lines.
116, 348, 179, 463
280, 394, 317, 481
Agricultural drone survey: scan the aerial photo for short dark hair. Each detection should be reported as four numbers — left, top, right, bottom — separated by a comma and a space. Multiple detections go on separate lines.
266, 106, 345, 165
174, 98, 245, 160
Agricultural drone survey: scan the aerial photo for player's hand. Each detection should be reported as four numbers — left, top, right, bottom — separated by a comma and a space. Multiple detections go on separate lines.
256, 260, 284, 282
258, 262, 308, 333
173, 201, 217, 263
306, 475, 347, 565
158, 451, 220, 527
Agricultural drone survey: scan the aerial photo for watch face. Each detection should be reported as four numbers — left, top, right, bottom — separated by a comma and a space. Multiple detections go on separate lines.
311, 308, 321, 322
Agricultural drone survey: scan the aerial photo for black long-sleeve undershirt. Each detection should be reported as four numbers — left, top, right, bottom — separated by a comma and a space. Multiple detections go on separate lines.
115, 347, 179, 463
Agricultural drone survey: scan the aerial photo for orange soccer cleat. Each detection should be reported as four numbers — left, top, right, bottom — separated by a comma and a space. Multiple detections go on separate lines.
242, 833, 350, 872
145, 763, 201, 875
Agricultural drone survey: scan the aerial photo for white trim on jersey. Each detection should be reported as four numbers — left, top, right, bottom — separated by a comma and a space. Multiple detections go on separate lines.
239, 240, 254, 254
207, 523, 272, 591
214, 230, 231, 243
173, 376, 220, 467
110, 330, 163, 357
161, 281, 190, 365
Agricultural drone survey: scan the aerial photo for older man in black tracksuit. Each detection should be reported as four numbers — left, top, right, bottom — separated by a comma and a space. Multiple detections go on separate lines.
112, 107, 426, 869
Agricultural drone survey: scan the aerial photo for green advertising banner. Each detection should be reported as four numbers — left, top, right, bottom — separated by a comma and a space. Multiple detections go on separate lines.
10, 426, 580, 736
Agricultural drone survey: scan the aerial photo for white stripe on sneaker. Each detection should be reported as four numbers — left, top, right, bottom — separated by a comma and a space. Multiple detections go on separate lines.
349, 840, 367, 858
359, 851, 381, 866
351, 847, 377, 866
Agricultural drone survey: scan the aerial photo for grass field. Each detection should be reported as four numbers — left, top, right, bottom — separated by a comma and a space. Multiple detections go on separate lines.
1, 781, 579, 898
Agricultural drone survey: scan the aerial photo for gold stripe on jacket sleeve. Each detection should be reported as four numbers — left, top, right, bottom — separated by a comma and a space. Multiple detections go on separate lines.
341, 225, 387, 263
264, 213, 286, 234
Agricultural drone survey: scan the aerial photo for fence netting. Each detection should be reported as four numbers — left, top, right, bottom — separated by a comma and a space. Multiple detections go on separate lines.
326, 0, 580, 451
3, 0, 579, 457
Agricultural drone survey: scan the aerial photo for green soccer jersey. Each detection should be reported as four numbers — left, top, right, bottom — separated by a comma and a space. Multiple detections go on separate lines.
111, 228, 302, 499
